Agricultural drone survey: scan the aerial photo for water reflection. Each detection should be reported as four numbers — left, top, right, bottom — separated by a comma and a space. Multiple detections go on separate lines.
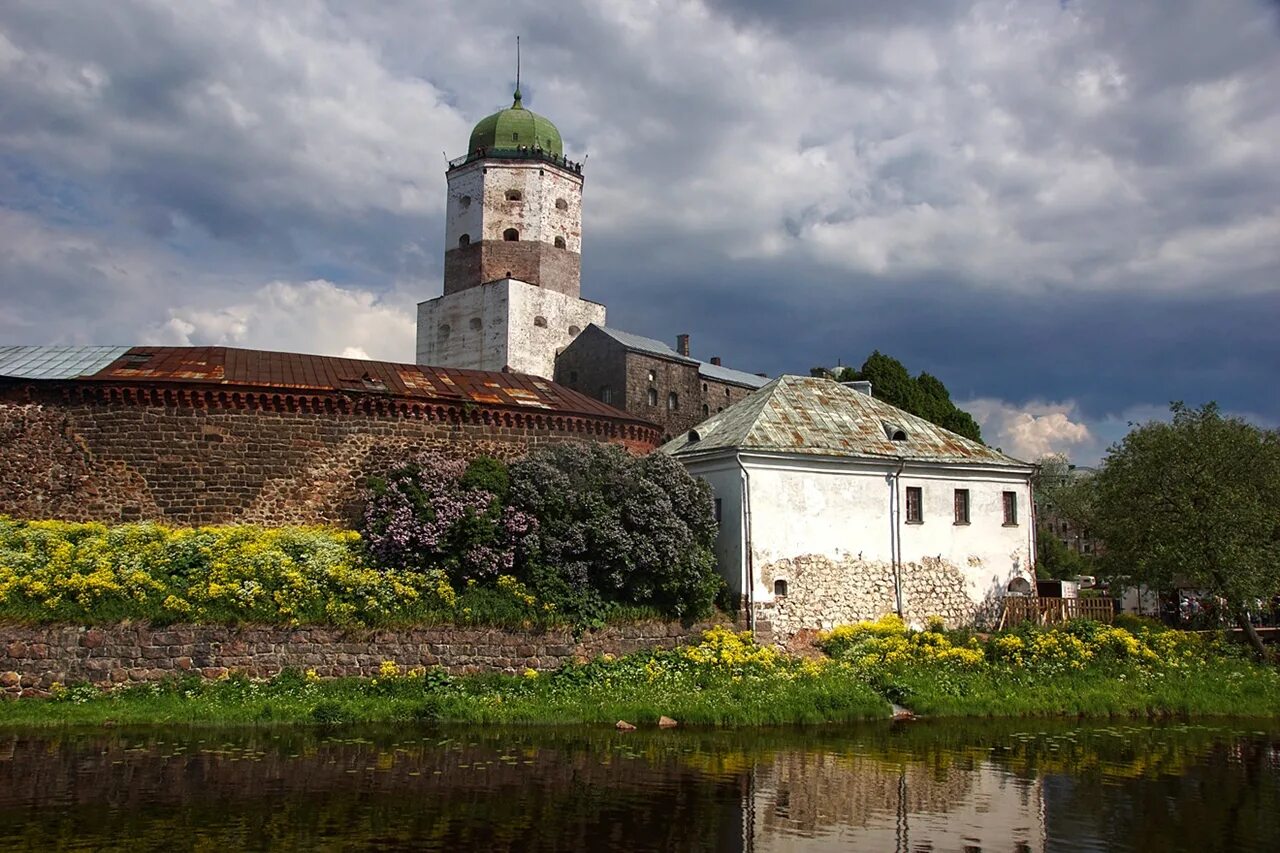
0, 720, 1276, 851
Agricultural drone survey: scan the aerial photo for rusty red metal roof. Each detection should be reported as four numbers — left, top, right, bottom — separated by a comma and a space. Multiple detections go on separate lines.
1, 345, 648, 424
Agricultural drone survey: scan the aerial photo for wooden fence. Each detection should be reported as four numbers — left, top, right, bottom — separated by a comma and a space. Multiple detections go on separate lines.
998, 596, 1115, 629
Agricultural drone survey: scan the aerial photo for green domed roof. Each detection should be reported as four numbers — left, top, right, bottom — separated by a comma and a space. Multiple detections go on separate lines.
467, 90, 563, 157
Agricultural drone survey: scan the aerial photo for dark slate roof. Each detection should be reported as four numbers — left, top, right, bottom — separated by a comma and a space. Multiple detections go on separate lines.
0, 345, 646, 422
590, 326, 768, 389
662, 375, 1032, 467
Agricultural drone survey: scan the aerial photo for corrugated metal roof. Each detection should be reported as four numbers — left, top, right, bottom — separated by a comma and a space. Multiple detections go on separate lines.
0, 346, 130, 380
1, 345, 645, 422
663, 375, 1031, 467
697, 361, 769, 389
594, 326, 697, 364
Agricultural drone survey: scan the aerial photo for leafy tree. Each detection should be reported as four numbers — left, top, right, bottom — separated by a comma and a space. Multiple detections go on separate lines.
812, 352, 984, 443
1034, 523, 1091, 580
1092, 403, 1280, 659
508, 442, 722, 621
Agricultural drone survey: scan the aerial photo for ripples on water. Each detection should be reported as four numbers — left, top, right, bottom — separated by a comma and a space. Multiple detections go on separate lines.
0, 719, 1276, 851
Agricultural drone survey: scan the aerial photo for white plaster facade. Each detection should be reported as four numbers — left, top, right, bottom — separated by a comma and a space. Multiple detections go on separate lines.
685, 452, 1036, 636
445, 160, 583, 253
664, 376, 1038, 638
416, 278, 604, 378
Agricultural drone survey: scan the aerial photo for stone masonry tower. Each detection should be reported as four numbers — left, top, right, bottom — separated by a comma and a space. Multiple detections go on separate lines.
416, 77, 604, 379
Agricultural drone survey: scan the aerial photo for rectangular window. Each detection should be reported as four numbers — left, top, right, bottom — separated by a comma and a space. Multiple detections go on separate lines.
905, 486, 923, 524
600, 386, 613, 405
1002, 491, 1018, 526
713, 498, 722, 523
954, 489, 970, 525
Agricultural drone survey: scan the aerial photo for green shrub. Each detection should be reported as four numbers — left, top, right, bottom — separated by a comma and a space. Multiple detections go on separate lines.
508, 443, 722, 619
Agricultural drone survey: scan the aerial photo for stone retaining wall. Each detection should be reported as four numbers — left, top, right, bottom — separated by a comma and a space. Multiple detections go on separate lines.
0, 619, 727, 699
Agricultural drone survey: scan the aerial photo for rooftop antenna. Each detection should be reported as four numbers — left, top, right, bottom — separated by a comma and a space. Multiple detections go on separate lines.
514, 35, 522, 105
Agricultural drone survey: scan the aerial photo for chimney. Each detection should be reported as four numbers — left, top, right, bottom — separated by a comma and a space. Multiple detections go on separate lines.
755, 372, 768, 378
710, 356, 721, 366
841, 380, 873, 396
676, 334, 690, 357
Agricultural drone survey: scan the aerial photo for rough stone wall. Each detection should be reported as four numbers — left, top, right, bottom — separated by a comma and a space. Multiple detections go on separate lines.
701, 378, 757, 417
554, 328, 628, 409
755, 554, 980, 641
0, 396, 653, 527
624, 352, 704, 441
0, 620, 726, 698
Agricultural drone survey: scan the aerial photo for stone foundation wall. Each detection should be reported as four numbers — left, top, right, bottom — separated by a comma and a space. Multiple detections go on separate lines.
0, 394, 654, 527
0, 619, 727, 698
755, 554, 982, 640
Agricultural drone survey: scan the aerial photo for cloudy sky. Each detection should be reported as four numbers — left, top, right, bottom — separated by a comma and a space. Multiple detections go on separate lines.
2, 0, 1277, 462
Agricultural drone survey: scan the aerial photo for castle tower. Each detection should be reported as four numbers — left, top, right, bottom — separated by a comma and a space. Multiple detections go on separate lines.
416, 80, 604, 379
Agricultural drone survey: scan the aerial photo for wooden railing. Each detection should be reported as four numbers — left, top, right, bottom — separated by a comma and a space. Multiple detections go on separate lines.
998, 596, 1115, 629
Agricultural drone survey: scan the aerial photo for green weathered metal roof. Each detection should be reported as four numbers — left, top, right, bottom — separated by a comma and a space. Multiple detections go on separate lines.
468, 91, 563, 157
662, 375, 1032, 467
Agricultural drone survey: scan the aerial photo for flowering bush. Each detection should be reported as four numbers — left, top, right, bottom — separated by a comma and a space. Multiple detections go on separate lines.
360, 454, 536, 585
0, 517, 458, 626
508, 443, 722, 620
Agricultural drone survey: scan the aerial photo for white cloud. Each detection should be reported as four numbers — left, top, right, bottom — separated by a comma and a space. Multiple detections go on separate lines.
147, 280, 415, 362
962, 398, 1096, 462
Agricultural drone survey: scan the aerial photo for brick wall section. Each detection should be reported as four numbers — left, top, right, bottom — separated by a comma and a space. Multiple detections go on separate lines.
443, 241, 581, 298
0, 389, 656, 527
0, 619, 729, 698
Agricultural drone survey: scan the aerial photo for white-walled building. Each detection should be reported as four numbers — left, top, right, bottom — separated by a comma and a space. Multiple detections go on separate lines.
663, 376, 1037, 639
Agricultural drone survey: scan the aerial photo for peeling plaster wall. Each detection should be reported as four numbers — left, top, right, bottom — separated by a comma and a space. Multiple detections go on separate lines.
681, 454, 1034, 638
416, 279, 603, 379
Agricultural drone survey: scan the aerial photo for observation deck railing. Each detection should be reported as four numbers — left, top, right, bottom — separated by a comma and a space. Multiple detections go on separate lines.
447, 148, 583, 173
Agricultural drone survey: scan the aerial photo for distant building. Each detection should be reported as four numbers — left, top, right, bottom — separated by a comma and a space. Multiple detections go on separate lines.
554, 326, 768, 441
664, 376, 1036, 639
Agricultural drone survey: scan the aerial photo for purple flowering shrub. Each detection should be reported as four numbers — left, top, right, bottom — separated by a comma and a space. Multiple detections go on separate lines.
508, 443, 722, 620
359, 454, 536, 584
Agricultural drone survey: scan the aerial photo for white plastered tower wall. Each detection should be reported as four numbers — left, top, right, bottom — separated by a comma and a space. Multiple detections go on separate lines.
416, 279, 604, 378
444, 160, 583, 253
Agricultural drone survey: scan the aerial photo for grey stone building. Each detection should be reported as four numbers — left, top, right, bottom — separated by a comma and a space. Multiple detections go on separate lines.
554, 325, 768, 441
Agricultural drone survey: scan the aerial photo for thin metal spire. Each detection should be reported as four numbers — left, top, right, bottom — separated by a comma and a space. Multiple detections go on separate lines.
514, 35, 522, 105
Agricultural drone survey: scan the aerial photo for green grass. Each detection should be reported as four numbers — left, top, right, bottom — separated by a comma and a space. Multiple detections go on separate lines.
872, 660, 1280, 718
0, 665, 892, 729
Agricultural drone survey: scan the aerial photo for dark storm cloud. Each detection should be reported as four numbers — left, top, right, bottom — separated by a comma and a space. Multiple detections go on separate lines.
1, 0, 1278, 459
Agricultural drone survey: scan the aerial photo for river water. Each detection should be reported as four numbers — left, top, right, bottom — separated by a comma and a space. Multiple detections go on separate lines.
0, 719, 1276, 851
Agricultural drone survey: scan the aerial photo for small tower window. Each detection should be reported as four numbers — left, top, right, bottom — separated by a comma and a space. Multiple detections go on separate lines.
459, 195, 472, 208
458, 234, 471, 247
438, 324, 451, 340
702, 382, 708, 393
668, 392, 679, 411
469, 317, 482, 331
702, 404, 709, 416
555, 198, 568, 211
511, 132, 519, 142
774, 579, 788, 597
503, 228, 519, 242
647, 388, 658, 406
600, 386, 613, 404
647, 369, 657, 382
505, 189, 523, 201
534, 316, 547, 328
568, 325, 580, 336
554, 236, 566, 249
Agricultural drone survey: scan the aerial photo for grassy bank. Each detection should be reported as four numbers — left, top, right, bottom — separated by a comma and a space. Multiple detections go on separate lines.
0, 627, 891, 728
2, 620, 1278, 729
820, 615, 1280, 718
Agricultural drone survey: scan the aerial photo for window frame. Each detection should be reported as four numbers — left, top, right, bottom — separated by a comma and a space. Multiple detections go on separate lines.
1002, 491, 1018, 526
953, 489, 971, 525
905, 486, 923, 524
